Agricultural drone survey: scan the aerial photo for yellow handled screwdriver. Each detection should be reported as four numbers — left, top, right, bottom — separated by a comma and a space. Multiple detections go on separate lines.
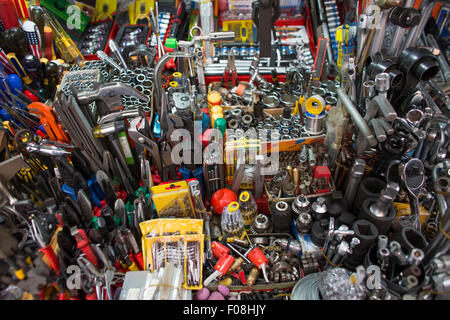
6, 53, 32, 85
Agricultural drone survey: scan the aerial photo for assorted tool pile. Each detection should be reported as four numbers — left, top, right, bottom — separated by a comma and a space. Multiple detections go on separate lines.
0, 0, 449, 301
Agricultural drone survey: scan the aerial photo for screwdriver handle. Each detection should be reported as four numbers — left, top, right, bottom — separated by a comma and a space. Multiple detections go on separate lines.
0, 1, 19, 29
6, 53, 32, 84
0, 47, 15, 73
43, 26, 56, 61
12, 0, 29, 20
22, 20, 42, 59
39, 245, 60, 275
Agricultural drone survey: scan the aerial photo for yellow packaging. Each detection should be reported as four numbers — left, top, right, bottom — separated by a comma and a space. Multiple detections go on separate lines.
140, 218, 204, 236
151, 181, 196, 218
222, 20, 254, 43
140, 219, 204, 290
393, 202, 430, 224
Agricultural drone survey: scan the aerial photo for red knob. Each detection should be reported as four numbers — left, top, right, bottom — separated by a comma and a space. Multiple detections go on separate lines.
214, 254, 235, 274
211, 241, 230, 259
211, 189, 237, 214
247, 247, 268, 268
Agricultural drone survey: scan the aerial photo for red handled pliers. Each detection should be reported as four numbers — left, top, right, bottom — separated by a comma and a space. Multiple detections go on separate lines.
30, 216, 60, 275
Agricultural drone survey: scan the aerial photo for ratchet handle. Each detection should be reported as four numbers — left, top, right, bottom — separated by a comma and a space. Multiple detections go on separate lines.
39, 245, 60, 275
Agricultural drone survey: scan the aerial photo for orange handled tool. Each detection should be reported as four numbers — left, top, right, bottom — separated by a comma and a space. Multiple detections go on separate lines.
39, 246, 60, 275
43, 26, 56, 61
27, 102, 70, 143
71, 227, 99, 268
30, 217, 60, 275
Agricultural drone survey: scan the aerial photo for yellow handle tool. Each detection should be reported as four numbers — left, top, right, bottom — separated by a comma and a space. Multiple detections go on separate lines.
6, 53, 32, 85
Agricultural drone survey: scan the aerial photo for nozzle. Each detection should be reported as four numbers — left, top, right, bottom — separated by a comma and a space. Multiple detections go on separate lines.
261, 263, 269, 283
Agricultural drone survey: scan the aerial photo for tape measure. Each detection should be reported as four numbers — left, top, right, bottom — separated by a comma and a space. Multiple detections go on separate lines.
304, 95, 325, 115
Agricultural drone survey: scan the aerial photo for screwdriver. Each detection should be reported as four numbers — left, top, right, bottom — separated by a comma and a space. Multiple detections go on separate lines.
39, 58, 50, 97
6, 74, 24, 108
42, 9, 84, 66
12, 0, 29, 20
3, 27, 29, 58
0, 46, 15, 73
0, 1, 20, 29
6, 53, 32, 85
22, 54, 44, 89
22, 20, 42, 59
30, 6, 46, 51
45, 61, 60, 98
166, 0, 186, 44
43, 26, 56, 61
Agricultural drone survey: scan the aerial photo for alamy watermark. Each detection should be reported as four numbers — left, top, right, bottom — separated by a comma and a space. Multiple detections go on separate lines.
66, 5, 81, 30
168, 122, 280, 175
65, 264, 382, 290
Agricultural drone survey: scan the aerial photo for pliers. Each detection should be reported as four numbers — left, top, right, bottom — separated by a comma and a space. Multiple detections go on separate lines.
222, 51, 237, 89
30, 215, 60, 275
128, 116, 163, 175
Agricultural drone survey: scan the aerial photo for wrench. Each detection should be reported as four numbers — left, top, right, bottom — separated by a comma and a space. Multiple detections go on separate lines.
399, 158, 425, 231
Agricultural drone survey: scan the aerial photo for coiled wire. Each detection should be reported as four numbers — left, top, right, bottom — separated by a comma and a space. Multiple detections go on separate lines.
290, 273, 320, 300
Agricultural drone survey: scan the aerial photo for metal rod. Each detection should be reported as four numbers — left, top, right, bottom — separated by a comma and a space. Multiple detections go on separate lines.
337, 88, 378, 147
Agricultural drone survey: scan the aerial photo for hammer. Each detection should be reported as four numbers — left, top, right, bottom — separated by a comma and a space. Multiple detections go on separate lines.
76, 82, 149, 122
